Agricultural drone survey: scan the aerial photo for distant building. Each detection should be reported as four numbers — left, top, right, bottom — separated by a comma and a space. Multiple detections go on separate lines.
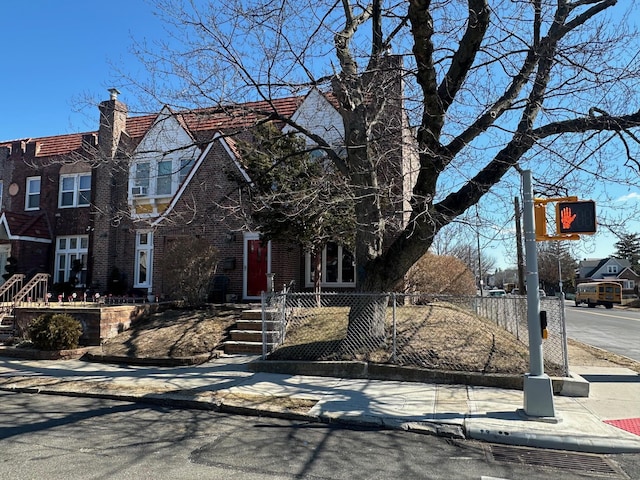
576, 257, 639, 297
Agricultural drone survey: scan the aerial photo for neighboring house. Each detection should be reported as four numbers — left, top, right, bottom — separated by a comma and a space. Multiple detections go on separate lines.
576, 257, 640, 296
0, 56, 416, 300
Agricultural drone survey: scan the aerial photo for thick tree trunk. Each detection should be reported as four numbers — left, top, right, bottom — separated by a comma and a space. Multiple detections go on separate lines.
343, 293, 388, 353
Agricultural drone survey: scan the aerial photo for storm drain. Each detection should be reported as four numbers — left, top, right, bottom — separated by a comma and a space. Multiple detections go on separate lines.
487, 444, 626, 478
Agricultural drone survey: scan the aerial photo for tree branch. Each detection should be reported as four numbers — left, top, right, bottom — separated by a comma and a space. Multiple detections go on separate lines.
437, 0, 490, 113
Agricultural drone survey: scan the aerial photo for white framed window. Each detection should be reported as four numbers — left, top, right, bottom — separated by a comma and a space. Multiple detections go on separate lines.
134, 231, 153, 288
132, 162, 150, 195
59, 173, 91, 208
179, 158, 194, 184
55, 235, 89, 286
607, 265, 618, 274
25, 176, 41, 210
156, 160, 172, 195
305, 242, 356, 287
131, 153, 197, 200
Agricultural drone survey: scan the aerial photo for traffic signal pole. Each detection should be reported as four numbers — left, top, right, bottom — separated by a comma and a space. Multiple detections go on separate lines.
521, 170, 556, 418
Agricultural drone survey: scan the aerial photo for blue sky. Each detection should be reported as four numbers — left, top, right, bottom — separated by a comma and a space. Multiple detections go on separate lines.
0, 0, 161, 141
0, 1, 636, 269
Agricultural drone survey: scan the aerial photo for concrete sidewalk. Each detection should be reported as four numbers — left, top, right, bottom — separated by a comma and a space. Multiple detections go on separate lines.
0, 355, 638, 454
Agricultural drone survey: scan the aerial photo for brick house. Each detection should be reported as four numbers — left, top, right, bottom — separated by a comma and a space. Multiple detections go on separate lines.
0, 57, 416, 301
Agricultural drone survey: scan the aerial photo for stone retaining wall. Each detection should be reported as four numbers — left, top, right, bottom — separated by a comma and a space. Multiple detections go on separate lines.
13, 304, 157, 346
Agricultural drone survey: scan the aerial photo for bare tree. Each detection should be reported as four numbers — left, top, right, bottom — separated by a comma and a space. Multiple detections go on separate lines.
121, 0, 640, 339
537, 241, 577, 293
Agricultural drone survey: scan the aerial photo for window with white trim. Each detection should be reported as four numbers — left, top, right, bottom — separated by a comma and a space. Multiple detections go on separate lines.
59, 173, 91, 208
179, 158, 194, 184
156, 160, 172, 195
130, 152, 197, 199
55, 235, 88, 286
134, 231, 153, 287
25, 176, 41, 210
607, 265, 618, 274
133, 162, 150, 195
305, 242, 356, 287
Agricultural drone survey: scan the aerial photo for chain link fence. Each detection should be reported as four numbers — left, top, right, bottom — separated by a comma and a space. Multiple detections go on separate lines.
261, 292, 569, 377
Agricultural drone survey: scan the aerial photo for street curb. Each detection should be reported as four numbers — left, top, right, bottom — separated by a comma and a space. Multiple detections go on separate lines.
2, 373, 638, 454
466, 423, 640, 454
82, 352, 221, 366
0, 348, 222, 367
249, 360, 589, 397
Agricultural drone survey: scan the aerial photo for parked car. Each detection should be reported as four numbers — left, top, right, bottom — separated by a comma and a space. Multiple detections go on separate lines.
487, 289, 507, 297
510, 288, 546, 297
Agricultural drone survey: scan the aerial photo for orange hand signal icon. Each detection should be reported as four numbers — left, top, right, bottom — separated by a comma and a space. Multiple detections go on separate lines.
561, 207, 577, 230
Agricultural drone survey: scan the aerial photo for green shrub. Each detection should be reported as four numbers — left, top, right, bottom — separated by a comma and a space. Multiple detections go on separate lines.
27, 313, 83, 350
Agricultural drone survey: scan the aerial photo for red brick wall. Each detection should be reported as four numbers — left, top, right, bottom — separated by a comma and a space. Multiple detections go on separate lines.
14, 304, 155, 346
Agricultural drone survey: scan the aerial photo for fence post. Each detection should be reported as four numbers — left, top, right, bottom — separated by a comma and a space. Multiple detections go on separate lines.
391, 293, 397, 362
261, 291, 267, 360
558, 294, 569, 376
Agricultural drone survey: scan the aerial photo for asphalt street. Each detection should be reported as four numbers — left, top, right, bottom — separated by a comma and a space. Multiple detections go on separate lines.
565, 302, 640, 362
2, 391, 637, 480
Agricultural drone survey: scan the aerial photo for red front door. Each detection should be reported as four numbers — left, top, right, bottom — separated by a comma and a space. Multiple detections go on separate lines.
247, 239, 268, 297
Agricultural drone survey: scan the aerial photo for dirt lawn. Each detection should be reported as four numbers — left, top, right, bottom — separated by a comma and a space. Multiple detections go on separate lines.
94, 305, 640, 374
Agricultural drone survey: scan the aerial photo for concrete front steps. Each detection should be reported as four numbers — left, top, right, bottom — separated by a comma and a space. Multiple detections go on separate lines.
0, 312, 16, 344
224, 308, 281, 355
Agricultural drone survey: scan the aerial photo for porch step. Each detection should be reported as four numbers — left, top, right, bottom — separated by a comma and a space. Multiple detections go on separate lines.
240, 308, 278, 321
0, 319, 15, 344
1, 312, 15, 325
223, 308, 282, 355
224, 341, 275, 355
229, 329, 280, 343
236, 319, 280, 331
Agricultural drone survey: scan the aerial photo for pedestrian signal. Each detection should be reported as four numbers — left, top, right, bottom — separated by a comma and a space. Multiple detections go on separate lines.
556, 201, 596, 234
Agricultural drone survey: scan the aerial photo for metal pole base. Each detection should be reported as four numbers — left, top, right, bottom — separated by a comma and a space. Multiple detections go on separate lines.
523, 373, 556, 418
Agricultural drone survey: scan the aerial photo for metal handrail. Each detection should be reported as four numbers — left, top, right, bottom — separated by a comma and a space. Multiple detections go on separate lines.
13, 273, 50, 305
0, 274, 25, 303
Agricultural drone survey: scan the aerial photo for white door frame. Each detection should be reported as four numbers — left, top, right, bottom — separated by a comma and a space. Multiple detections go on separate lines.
243, 232, 271, 300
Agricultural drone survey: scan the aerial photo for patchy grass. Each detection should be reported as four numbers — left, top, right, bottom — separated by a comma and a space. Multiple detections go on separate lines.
269, 303, 545, 375
91, 302, 640, 376
97, 306, 240, 359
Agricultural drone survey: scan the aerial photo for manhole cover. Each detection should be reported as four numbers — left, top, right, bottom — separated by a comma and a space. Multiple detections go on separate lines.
488, 444, 625, 477
604, 418, 640, 437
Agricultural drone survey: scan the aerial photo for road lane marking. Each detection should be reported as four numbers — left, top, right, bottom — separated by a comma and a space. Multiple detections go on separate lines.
571, 309, 640, 322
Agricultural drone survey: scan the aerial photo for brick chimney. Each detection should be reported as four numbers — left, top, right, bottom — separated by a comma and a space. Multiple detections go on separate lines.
91, 89, 129, 292
98, 88, 128, 159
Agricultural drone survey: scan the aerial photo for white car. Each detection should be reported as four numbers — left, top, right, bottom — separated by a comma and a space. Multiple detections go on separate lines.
487, 289, 507, 297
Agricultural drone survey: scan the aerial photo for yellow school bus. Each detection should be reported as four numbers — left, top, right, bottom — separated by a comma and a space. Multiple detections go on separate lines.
574, 281, 622, 309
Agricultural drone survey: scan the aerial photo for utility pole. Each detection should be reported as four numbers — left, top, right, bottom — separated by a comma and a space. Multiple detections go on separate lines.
521, 170, 556, 418
514, 196, 526, 294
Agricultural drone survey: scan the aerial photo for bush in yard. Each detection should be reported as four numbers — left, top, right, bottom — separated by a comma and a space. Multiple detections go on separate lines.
163, 237, 219, 306
403, 253, 476, 296
27, 313, 83, 350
